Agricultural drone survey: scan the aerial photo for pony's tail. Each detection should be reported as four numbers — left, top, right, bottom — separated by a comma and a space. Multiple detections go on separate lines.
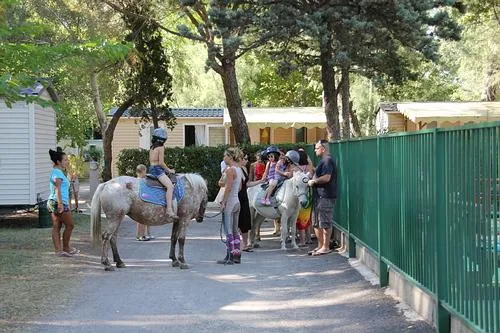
90, 183, 105, 247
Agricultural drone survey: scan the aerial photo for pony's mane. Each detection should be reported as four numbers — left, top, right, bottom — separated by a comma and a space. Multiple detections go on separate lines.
183, 173, 208, 193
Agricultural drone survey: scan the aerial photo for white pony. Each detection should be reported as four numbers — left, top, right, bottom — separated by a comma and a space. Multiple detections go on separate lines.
248, 170, 310, 250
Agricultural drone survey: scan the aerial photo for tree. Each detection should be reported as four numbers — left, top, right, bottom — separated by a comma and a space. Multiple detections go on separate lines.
442, 1, 500, 101
238, 50, 322, 107
103, 0, 284, 144
118, 0, 176, 129
263, 0, 461, 140
17, 0, 137, 181
92, 0, 176, 181
0, 0, 131, 151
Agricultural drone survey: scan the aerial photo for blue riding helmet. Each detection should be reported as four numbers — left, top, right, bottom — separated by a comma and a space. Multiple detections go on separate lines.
265, 146, 279, 156
285, 150, 300, 165
152, 127, 167, 140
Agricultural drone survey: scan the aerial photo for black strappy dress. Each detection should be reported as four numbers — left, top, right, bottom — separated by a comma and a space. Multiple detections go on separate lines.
238, 167, 252, 234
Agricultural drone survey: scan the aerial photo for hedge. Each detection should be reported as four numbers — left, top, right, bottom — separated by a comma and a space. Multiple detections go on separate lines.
116, 144, 301, 201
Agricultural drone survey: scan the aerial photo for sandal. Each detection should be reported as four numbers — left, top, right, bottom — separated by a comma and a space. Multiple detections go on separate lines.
242, 248, 254, 252
66, 248, 80, 255
312, 249, 332, 256
56, 251, 73, 257
308, 248, 320, 255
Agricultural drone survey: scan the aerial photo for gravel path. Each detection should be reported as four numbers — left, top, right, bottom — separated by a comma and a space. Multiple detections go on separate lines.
23, 200, 433, 333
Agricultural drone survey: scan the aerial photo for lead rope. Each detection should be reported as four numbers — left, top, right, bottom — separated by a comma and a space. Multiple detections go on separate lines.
201, 209, 226, 243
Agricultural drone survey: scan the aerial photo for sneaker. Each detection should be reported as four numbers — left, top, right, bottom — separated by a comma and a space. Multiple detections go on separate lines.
260, 198, 267, 205
265, 199, 271, 205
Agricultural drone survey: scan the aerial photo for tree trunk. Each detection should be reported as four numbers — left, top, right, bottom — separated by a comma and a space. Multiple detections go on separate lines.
480, 66, 497, 101
319, 31, 340, 141
341, 65, 350, 139
90, 72, 107, 132
220, 57, 250, 144
101, 97, 135, 181
151, 101, 159, 129
349, 101, 361, 137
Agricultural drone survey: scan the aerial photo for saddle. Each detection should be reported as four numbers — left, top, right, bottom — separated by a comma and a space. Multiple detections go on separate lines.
139, 174, 185, 206
259, 178, 285, 206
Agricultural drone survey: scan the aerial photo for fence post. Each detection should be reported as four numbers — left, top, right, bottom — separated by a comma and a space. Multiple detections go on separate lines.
377, 136, 389, 287
434, 129, 450, 332
89, 161, 99, 202
344, 140, 356, 258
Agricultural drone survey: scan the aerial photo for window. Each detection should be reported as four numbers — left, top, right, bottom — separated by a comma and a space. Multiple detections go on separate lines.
295, 127, 307, 143
208, 127, 225, 146
184, 125, 206, 147
260, 127, 271, 144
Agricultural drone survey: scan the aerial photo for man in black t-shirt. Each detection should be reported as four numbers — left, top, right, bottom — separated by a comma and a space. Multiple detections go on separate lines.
307, 140, 337, 256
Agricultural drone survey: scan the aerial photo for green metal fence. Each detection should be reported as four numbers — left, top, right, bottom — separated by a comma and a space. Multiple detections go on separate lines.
322, 122, 499, 333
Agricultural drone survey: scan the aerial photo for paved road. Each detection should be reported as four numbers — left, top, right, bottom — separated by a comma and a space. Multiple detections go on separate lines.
23, 199, 433, 333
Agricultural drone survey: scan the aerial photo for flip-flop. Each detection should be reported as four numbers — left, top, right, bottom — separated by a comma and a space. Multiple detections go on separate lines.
56, 251, 73, 257
312, 249, 332, 256
66, 248, 80, 255
308, 248, 320, 255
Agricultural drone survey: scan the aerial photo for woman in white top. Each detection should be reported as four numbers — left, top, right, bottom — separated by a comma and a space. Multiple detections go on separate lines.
217, 147, 243, 265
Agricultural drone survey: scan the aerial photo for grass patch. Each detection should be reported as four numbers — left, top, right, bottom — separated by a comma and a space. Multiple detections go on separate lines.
0, 213, 93, 332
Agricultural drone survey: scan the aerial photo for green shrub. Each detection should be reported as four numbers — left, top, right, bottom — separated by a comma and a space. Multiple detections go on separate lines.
83, 146, 103, 163
116, 144, 301, 200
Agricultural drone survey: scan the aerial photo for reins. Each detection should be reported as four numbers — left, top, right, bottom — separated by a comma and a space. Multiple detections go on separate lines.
204, 210, 223, 218
202, 209, 226, 244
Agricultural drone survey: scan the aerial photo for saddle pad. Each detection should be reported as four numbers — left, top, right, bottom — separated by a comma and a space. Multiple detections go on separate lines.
139, 177, 185, 206
256, 188, 277, 207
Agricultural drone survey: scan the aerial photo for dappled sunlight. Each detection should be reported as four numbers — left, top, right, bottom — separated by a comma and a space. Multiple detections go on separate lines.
293, 269, 345, 277
206, 274, 258, 282
7, 314, 344, 330
249, 318, 342, 329
220, 289, 372, 312
187, 235, 224, 240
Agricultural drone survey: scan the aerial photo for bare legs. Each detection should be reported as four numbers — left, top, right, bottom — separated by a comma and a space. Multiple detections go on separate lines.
313, 227, 332, 253
136, 223, 151, 240
158, 174, 177, 217
273, 219, 281, 236
298, 229, 306, 246
240, 231, 252, 250
73, 190, 79, 211
262, 180, 277, 204
51, 211, 75, 254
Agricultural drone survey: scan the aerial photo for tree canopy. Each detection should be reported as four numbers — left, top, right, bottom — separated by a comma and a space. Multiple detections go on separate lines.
2, 0, 498, 150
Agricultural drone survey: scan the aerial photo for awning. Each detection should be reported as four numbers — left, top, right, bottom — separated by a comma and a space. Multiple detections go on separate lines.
223, 107, 326, 128
394, 102, 500, 122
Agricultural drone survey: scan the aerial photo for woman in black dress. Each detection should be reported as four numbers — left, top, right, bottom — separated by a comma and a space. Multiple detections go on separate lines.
238, 153, 253, 252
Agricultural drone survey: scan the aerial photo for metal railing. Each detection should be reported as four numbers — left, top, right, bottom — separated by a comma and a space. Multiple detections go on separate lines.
312, 122, 499, 333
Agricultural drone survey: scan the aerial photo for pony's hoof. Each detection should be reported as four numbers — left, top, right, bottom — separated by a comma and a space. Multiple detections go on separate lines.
172, 260, 180, 267
253, 243, 260, 248
179, 263, 189, 269
116, 262, 126, 268
104, 266, 115, 271
281, 247, 287, 251
292, 245, 299, 250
